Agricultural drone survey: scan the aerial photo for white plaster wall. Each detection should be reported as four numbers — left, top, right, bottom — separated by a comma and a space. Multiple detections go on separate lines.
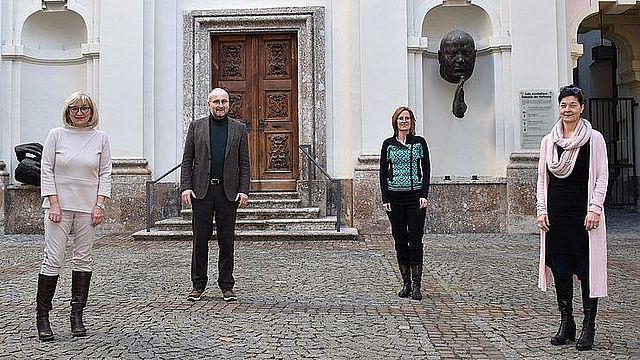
326, 0, 360, 178
423, 54, 496, 177
511, 0, 563, 148
142, 0, 182, 178
359, 0, 408, 155
19, 10, 87, 144
20, 63, 86, 143
99, 0, 144, 159
0, 1, 7, 168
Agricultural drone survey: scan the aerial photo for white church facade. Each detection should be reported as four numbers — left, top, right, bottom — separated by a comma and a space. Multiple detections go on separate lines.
1, 0, 638, 234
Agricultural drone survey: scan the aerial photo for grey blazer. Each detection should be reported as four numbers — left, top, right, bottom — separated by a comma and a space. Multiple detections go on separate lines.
180, 116, 250, 201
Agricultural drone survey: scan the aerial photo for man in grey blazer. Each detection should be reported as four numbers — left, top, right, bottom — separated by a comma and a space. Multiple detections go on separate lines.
180, 87, 250, 302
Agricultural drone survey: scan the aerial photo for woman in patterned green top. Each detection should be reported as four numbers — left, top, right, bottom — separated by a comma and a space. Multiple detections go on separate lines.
379, 106, 431, 300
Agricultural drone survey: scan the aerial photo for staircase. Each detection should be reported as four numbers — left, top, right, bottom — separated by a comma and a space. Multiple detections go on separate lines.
132, 191, 359, 241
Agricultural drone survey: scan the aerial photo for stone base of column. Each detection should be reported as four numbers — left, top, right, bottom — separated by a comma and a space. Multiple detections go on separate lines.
353, 154, 541, 235
0, 161, 8, 235
1, 158, 152, 235
506, 152, 539, 234
101, 159, 152, 234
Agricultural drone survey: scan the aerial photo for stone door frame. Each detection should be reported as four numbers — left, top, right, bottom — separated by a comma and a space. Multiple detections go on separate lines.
183, 7, 327, 177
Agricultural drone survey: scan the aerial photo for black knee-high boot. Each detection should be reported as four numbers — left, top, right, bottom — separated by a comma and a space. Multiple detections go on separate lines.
410, 263, 423, 300
398, 264, 411, 298
36, 274, 59, 341
576, 279, 598, 351
70, 271, 92, 337
550, 275, 576, 345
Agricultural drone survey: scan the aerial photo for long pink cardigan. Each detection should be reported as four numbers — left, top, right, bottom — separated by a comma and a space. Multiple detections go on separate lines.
536, 128, 609, 298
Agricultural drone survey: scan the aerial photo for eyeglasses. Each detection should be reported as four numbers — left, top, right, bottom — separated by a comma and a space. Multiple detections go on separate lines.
559, 86, 583, 97
397, 117, 412, 122
69, 106, 91, 114
208, 99, 229, 105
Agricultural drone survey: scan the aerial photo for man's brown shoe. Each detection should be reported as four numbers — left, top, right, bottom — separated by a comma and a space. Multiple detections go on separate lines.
187, 288, 205, 301
222, 289, 237, 302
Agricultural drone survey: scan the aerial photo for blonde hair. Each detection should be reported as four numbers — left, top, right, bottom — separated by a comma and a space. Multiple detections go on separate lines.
62, 91, 99, 128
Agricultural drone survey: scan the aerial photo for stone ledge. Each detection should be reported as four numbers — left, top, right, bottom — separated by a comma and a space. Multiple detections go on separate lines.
1, 158, 157, 234
354, 153, 539, 234
132, 228, 359, 241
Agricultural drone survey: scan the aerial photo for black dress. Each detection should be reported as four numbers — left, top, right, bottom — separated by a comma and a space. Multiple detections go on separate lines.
545, 140, 590, 257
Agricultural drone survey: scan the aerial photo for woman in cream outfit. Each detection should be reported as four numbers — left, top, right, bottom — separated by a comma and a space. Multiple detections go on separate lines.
35, 92, 112, 341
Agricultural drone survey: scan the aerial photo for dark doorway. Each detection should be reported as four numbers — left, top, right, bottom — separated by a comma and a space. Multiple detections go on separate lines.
589, 98, 638, 207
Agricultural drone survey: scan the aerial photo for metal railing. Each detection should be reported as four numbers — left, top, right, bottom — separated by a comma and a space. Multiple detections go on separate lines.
145, 163, 181, 231
299, 144, 342, 232
589, 98, 638, 207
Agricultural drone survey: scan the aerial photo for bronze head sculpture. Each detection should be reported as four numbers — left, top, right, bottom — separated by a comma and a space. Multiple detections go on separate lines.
438, 30, 477, 118
438, 30, 476, 84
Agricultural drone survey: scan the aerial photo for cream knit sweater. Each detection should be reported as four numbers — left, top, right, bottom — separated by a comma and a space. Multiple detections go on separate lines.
41, 126, 112, 213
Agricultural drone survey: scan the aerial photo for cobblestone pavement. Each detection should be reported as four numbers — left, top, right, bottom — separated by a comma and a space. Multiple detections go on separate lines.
0, 209, 638, 359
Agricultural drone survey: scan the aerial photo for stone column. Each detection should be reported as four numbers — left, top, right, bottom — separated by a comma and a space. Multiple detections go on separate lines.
101, 159, 151, 234
506, 151, 538, 234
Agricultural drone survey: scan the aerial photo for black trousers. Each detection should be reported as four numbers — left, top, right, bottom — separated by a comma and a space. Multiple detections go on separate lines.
386, 198, 426, 266
191, 184, 238, 290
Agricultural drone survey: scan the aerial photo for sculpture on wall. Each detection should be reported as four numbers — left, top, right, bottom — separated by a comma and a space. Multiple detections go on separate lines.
438, 30, 476, 118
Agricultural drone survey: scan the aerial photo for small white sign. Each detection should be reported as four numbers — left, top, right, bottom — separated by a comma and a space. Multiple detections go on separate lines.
520, 90, 556, 150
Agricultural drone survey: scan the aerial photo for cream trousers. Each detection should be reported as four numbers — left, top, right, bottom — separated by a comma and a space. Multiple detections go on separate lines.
40, 210, 95, 276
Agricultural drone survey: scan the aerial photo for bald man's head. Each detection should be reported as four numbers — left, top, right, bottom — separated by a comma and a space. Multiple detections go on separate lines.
208, 88, 230, 119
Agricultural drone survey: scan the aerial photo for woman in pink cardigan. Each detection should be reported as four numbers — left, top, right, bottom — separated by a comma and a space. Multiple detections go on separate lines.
536, 85, 608, 351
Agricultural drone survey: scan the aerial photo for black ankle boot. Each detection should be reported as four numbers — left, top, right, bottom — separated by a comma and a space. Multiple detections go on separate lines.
398, 264, 411, 298
70, 271, 92, 337
410, 263, 423, 300
36, 274, 59, 341
550, 275, 576, 345
576, 279, 598, 351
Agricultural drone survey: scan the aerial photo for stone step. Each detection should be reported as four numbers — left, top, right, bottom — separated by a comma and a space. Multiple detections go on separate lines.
156, 217, 340, 231
131, 228, 359, 241
180, 207, 320, 221
248, 191, 299, 200
251, 198, 301, 209
209, 198, 300, 209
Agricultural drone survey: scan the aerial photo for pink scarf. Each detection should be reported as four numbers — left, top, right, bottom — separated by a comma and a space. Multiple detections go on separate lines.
546, 119, 592, 178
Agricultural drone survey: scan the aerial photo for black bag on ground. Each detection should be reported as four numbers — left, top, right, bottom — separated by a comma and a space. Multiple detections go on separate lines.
15, 158, 41, 186
15, 142, 43, 162
14, 142, 44, 186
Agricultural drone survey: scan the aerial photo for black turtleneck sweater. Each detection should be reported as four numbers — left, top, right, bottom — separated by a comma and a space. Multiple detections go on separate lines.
210, 114, 228, 180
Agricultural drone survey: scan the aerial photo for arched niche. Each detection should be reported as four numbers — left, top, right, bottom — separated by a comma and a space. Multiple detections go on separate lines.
421, 5, 493, 52
420, 4, 498, 177
22, 10, 87, 59
19, 10, 88, 144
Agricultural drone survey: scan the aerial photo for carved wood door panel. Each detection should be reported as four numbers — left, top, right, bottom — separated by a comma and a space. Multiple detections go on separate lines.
212, 33, 298, 191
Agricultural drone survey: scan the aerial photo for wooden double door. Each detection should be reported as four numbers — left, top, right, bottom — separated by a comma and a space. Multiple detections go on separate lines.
212, 33, 299, 191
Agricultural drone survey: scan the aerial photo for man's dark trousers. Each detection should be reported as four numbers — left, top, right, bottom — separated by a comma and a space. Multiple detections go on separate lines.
191, 183, 238, 290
